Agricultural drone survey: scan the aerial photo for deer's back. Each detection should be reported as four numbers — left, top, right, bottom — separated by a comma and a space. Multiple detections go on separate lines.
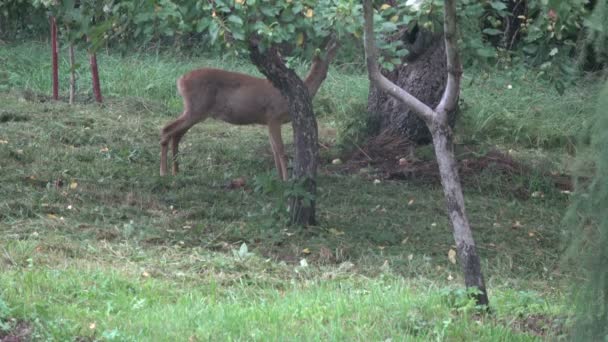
178, 68, 290, 125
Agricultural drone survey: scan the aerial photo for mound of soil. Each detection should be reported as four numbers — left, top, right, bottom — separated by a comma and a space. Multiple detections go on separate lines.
333, 131, 574, 195
0, 320, 32, 342
507, 314, 567, 338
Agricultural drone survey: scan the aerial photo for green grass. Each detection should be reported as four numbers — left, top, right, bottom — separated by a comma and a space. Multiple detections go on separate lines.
0, 41, 369, 121
2, 41, 599, 157
2, 254, 558, 341
0, 40, 599, 340
459, 69, 601, 150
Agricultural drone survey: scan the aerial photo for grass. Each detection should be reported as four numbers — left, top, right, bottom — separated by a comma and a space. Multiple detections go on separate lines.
459, 70, 600, 149
0, 40, 600, 340
0, 41, 369, 120
1, 258, 556, 341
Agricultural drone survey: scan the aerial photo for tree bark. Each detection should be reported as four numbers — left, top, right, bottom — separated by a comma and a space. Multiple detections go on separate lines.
363, 0, 489, 307
368, 27, 456, 144
430, 120, 488, 306
50, 16, 59, 101
89, 51, 102, 103
249, 43, 318, 226
69, 44, 76, 105
501, 0, 526, 50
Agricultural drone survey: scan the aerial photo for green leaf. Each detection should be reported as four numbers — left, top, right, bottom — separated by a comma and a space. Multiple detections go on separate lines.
235, 243, 254, 259
209, 20, 220, 43
232, 30, 245, 41
522, 44, 538, 54
292, 3, 303, 14
260, 6, 277, 17
381, 61, 395, 71
476, 47, 496, 58
395, 48, 409, 57
227, 15, 243, 26
381, 21, 397, 32
280, 10, 296, 22
482, 28, 503, 36
490, 1, 507, 11
196, 20, 210, 33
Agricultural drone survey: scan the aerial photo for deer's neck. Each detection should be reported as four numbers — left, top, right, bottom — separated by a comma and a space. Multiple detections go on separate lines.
303, 59, 329, 98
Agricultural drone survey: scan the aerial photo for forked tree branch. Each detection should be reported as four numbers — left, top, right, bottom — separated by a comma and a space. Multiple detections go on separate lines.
362, 0, 462, 124
362, 0, 436, 124
436, 0, 462, 116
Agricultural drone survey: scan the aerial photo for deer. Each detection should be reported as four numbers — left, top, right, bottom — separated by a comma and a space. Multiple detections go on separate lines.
160, 38, 339, 181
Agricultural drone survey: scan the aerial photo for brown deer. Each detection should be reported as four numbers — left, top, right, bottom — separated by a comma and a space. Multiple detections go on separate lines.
160, 39, 339, 180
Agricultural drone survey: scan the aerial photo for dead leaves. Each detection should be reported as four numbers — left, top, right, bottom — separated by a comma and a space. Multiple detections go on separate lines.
226, 177, 246, 189
448, 249, 457, 264
329, 228, 345, 236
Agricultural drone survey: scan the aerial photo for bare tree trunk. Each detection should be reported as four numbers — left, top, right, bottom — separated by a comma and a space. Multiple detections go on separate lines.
69, 44, 76, 105
249, 42, 318, 226
363, 0, 489, 306
430, 120, 488, 305
89, 50, 102, 103
50, 16, 59, 101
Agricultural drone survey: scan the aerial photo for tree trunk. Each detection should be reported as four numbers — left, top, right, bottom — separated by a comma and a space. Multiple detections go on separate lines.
89, 51, 102, 103
249, 44, 318, 226
367, 27, 457, 145
363, 0, 489, 307
430, 120, 489, 306
69, 44, 76, 105
500, 0, 526, 50
50, 16, 59, 101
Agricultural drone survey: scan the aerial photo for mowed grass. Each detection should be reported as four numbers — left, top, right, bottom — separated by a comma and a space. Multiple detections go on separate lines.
0, 41, 598, 340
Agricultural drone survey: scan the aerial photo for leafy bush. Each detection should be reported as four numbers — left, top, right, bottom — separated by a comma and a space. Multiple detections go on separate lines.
0, 0, 47, 40
565, 82, 608, 341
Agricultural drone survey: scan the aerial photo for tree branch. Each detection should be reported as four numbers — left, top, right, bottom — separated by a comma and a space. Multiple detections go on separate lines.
436, 0, 462, 116
362, 0, 436, 124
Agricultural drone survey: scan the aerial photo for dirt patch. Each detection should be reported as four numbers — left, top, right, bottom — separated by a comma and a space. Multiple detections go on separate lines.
0, 111, 29, 123
507, 314, 567, 338
0, 320, 33, 342
333, 131, 574, 194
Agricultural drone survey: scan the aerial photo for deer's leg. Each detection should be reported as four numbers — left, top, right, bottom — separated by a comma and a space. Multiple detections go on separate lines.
171, 131, 185, 175
160, 142, 169, 176
268, 136, 282, 180
160, 112, 202, 176
160, 112, 197, 176
160, 115, 185, 176
268, 122, 288, 181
